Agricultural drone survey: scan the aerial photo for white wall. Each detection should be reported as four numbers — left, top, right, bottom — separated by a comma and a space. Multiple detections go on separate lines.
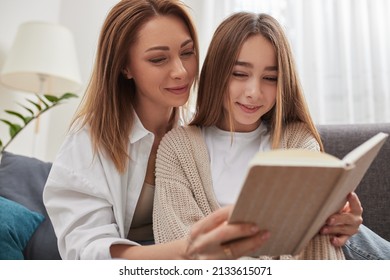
0, 0, 227, 161
0, 0, 62, 161
0, 0, 118, 161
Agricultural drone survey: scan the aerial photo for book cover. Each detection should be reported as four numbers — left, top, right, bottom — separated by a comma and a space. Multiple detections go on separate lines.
229, 132, 388, 256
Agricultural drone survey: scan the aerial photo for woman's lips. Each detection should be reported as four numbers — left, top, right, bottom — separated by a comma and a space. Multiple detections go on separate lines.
166, 84, 189, 95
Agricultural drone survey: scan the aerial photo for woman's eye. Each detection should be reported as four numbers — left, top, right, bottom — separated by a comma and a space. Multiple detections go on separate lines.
149, 57, 166, 64
181, 49, 195, 57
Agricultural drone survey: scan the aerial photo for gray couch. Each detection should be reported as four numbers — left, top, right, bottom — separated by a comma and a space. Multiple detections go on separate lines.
0, 123, 389, 259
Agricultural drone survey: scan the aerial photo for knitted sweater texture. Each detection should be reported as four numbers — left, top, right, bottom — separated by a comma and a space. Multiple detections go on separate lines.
153, 122, 345, 260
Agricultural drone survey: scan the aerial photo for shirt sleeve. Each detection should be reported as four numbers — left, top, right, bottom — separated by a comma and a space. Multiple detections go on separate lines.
43, 130, 136, 259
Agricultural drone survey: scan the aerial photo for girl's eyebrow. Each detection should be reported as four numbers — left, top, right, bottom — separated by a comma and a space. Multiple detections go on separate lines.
235, 61, 253, 68
235, 61, 278, 71
265, 66, 278, 71
145, 39, 193, 52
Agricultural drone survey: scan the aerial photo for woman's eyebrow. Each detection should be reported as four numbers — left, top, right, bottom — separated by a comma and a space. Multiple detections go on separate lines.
181, 39, 193, 48
146, 39, 193, 52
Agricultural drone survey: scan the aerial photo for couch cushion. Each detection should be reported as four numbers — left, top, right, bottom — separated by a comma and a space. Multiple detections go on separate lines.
0, 151, 61, 259
0, 196, 45, 259
318, 123, 390, 242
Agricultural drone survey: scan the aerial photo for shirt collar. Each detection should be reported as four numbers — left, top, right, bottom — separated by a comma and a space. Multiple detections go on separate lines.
130, 112, 152, 144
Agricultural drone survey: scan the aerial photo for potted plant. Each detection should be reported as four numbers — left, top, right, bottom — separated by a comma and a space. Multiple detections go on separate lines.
0, 93, 78, 153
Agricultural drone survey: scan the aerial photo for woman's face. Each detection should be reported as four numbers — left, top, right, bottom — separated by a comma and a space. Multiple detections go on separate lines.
221, 34, 277, 132
124, 15, 197, 112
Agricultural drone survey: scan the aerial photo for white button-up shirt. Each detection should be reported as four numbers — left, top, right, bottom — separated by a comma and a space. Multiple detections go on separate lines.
43, 114, 154, 259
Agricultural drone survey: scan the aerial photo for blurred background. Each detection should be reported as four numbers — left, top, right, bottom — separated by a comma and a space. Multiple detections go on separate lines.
0, 0, 389, 161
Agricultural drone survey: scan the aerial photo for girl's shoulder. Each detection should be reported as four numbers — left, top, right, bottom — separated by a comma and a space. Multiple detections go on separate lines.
283, 121, 320, 150
162, 125, 202, 143
157, 125, 207, 162
284, 121, 310, 134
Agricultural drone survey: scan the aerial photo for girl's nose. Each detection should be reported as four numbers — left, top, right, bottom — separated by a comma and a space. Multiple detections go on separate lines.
245, 79, 261, 99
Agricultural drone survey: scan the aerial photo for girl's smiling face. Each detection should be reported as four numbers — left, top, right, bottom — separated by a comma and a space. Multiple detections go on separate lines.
221, 34, 278, 132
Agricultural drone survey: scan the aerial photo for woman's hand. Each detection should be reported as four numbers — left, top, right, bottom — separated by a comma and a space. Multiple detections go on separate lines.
320, 192, 363, 246
183, 205, 270, 260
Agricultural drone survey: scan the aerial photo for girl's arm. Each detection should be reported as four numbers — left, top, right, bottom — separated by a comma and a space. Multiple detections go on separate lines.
152, 128, 269, 259
320, 192, 363, 246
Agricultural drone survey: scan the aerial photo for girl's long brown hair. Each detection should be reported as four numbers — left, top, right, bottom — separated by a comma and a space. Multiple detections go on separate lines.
71, 0, 199, 173
190, 12, 323, 151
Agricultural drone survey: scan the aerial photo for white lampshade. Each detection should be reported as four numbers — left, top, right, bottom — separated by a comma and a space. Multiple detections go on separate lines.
0, 21, 81, 96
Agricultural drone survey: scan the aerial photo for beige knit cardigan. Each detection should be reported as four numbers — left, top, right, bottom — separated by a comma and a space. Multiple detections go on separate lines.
153, 122, 345, 260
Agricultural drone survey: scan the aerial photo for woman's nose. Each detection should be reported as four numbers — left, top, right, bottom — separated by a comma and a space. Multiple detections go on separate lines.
170, 58, 187, 80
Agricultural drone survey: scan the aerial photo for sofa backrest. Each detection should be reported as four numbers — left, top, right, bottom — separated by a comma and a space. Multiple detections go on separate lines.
317, 123, 390, 242
0, 152, 61, 259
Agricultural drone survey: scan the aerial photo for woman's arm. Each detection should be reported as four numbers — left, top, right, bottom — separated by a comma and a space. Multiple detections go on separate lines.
112, 206, 269, 259
43, 129, 138, 259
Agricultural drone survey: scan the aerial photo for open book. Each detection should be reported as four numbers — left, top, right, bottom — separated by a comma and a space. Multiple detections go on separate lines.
229, 132, 388, 257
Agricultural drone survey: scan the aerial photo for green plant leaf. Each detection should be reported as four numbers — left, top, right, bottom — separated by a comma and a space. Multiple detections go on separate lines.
59, 92, 78, 100
0, 91, 78, 152
36, 94, 50, 108
24, 116, 33, 123
9, 124, 22, 138
26, 99, 42, 111
0, 119, 15, 126
17, 103, 34, 116
5, 110, 28, 124
0, 120, 22, 138
43, 94, 59, 103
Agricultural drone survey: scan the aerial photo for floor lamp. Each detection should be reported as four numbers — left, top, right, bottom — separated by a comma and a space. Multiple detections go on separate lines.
0, 21, 81, 155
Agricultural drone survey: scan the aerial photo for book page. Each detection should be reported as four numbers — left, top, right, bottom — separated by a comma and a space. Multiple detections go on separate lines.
250, 149, 345, 168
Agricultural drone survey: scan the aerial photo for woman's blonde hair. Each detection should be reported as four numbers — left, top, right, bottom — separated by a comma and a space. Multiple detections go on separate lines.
72, 0, 199, 173
190, 12, 323, 151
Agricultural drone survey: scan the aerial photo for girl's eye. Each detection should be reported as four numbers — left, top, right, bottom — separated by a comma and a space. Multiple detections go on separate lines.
232, 72, 248, 78
264, 76, 278, 82
149, 57, 167, 64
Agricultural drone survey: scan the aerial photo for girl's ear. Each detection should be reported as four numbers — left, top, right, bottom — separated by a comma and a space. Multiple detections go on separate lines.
122, 68, 132, 79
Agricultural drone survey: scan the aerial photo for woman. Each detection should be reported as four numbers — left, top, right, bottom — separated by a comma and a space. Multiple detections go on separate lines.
43, 0, 268, 260
153, 12, 363, 259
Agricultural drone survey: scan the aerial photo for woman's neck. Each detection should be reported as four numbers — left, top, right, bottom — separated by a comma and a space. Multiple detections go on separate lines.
135, 103, 174, 138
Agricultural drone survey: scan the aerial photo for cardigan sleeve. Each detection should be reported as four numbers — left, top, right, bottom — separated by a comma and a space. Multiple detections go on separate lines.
153, 128, 211, 244
282, 122, 320, 151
